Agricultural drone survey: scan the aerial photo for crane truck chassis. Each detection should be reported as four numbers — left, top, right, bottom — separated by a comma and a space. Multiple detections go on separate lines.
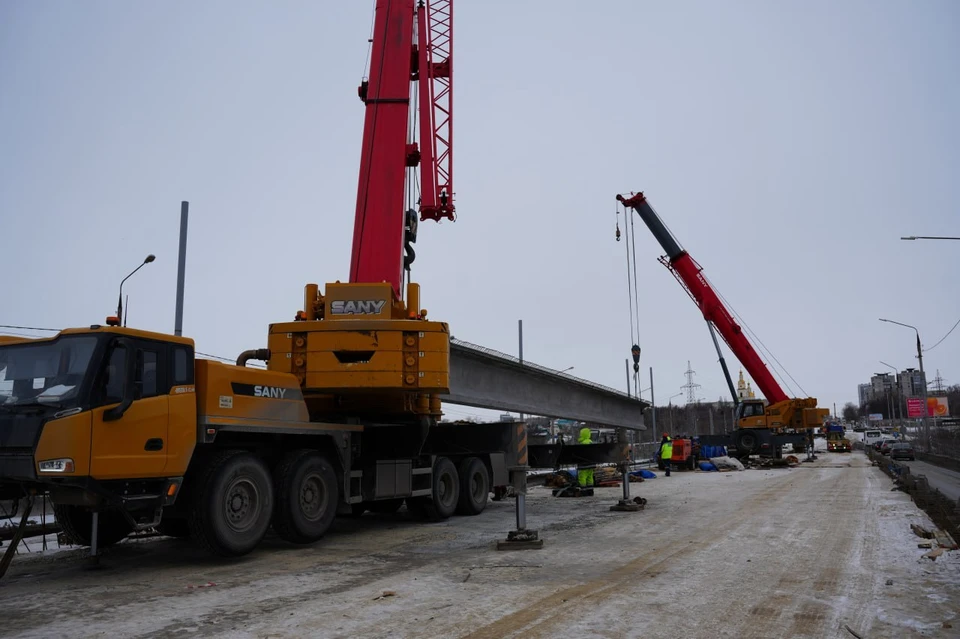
0, 325, 520, 556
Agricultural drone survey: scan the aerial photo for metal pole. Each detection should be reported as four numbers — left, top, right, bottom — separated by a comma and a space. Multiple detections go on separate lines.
917, 334, 930, 452
518, 320, 523, 420
513, 319, 528, 537
516, 485, 526, 530
649, 366, 656, 442
174, 201, 189, 336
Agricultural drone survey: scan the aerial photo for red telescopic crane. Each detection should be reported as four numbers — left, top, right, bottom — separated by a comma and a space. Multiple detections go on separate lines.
350, 0, 454, 300
616, 192, 789, 404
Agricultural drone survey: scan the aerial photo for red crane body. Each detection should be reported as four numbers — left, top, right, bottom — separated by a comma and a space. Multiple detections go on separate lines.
350, 0, 454, 299
617, 192, 790, 405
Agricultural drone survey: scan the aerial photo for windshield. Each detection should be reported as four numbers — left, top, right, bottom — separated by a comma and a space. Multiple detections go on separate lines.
0, 336, 99, 408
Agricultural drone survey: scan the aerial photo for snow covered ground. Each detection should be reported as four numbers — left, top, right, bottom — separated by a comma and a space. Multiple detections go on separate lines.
2, 451, 957, 639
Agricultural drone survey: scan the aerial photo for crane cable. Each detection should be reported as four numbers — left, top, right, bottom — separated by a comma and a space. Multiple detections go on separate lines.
618, 202, 643, 395
708, 277, 807, 398
619, 204, 635, 347
649, 210, 809, 399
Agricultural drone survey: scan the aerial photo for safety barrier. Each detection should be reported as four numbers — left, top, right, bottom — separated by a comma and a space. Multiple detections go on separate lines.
867, 448, 960, 547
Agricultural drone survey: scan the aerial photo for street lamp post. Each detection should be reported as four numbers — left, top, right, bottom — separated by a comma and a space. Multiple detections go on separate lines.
667, 392, 683, 433
879, 361, 903, 429
117, 254, 156, 326
901, 236, 960, 241
879, 318, 930, 451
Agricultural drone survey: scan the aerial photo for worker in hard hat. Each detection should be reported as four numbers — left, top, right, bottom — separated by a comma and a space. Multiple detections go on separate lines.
658, 433, 673, 477
577, 426, 594, 488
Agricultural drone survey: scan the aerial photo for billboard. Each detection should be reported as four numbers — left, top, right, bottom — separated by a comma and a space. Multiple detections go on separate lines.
867, 413, 884, 421
906, 397, 950, 418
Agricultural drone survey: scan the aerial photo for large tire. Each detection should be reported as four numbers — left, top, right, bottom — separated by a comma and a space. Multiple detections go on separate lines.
407, 456, 459, 522
155, 518, 191, 538
455, 457, 489, 516
53, 504, 132, 548
735, 431, 759, 456
188, 450, 274, 557
272, 450, 338, 544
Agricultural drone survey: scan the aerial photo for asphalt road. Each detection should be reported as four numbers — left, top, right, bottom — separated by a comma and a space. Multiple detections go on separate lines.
3, 451, 958, 639
898, 459, 960, 502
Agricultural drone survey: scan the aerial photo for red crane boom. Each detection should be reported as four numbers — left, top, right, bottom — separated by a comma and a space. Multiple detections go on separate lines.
350, 0, 454, 299
617, 192, 789, 405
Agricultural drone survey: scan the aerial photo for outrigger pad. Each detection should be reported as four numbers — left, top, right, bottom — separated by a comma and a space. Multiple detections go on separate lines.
496, 528, 544, 550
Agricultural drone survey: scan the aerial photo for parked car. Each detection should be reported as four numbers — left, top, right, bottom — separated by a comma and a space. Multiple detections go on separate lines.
889, 442, 916, 461
877, 439, 898, 454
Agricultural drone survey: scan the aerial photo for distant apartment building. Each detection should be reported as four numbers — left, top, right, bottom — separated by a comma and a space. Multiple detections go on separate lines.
858, 369, 927, 407
858, 383, 872, 406
870, 373, 896, 398
899, 368, 926, 398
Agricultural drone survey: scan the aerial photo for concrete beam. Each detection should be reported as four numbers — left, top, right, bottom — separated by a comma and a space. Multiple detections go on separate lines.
443, 338, 648, 430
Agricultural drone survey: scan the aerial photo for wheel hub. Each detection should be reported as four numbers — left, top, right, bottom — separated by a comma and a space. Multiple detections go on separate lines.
299, 472, 326, 521
224, 478, 260, 533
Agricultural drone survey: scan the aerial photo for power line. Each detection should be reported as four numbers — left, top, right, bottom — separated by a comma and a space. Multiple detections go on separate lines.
924, 316, 960, 353
0, 324, 59, 332
0, 325, 263, 369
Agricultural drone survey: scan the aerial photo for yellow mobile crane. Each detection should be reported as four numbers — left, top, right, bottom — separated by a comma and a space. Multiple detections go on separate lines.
0, 0, 521, 559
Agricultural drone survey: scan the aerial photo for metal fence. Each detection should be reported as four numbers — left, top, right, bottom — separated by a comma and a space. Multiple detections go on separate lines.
929, 425, 960, 462
867, 447, 960, 547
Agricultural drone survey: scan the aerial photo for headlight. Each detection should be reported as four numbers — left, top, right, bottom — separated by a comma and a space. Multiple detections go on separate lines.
38, 458, 74, 473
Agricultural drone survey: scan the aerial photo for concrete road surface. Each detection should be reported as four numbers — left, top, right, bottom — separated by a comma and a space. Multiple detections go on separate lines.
3, 452, 958, 639
898, 459, 960, 502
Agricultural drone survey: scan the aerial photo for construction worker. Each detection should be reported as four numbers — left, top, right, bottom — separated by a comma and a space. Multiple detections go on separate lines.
658, 433, 672, 477
577, 426, 594, 487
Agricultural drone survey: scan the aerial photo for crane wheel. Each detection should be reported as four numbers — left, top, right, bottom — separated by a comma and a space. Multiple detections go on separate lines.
735, 431, 759, 455
407, 456, 459, 522
189, 450, 274, 557
155, 518, 191, 538
272, 450, 338, 544
53, 504, 132, 548
455, 457, 489, 516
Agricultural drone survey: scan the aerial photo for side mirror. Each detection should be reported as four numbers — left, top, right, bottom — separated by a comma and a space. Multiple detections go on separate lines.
103, 339, 136, 422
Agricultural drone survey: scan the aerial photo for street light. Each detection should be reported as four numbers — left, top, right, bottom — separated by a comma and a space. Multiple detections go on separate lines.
878, 318, 929, 450
559, 366, 574, 374
117, 254, 156, 326
901, 236, 960, 241
666, 392, 683, 433
879, 361, 903, 428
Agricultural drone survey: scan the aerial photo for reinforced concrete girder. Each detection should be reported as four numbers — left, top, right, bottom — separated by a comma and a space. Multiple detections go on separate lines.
442, 338, 648, 430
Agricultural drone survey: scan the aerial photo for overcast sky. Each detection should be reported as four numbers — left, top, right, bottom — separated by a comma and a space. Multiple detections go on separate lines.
2, 0, 957, 423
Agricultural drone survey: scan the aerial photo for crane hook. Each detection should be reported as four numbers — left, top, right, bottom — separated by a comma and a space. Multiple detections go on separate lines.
615, 221, 621, 242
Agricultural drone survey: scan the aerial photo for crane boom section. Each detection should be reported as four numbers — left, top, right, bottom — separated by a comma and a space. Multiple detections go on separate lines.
350, 0, 454, 297
617, 192, 789, 404
349, 0, 416, 295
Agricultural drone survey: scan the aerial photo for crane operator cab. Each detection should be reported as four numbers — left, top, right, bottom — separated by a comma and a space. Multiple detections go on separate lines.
0, 325, 195, 523
736, 399, 768, 428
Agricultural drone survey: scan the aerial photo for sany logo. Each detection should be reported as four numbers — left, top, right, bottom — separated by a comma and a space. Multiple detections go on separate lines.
254, 386, 287, 399
330, 300, 386, 315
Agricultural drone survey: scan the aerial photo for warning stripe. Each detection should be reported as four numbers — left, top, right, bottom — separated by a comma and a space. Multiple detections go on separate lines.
517, 423, 528, 466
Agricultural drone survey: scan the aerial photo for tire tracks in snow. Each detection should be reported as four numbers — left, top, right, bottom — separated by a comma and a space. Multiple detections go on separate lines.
460, 478, 792, 639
